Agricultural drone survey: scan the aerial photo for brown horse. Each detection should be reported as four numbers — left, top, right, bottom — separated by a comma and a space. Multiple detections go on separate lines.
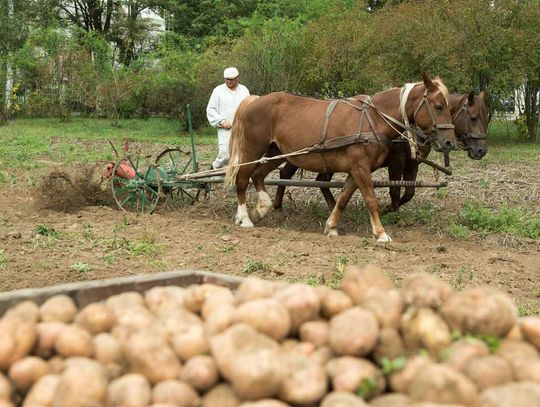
273, 91, 488, 212
224, 74, 456, 242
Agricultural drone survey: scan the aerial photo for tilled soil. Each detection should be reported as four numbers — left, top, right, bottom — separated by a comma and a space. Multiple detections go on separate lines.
0, 150, 538, 314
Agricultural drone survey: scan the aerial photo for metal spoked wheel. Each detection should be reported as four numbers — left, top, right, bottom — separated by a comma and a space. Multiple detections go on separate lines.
154, 148, 199, 212
110, 154, 161, 214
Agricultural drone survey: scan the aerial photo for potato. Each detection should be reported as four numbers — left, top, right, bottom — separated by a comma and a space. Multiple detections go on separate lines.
372, 328, 405, 363
123, 331, 181, 384
0, 373, 12, 400
273, 284, 321, 333
478, 381, 540, 407
93, 333, 122, 364
239, 401, 290, 407
35, 321, 67, 358
75, 303, 115, 334
111, 304, 158, 335
234, 299, 290, 341
441, 286, 517, 337
145, 286, 186, 313
329, 307, 379, 356
278, 351, 327, 405
201, 383, 240, 407
4, 301, 39, 323
158, 307, 202, 334
442, 338, 489, 372
48, 356, 65, 374
201, 287, 235, 319
506, 323, 523, 340
408, 363, 478, 405
0, 315, 37, 370
342, 265, 394, 305
39, 295, 77, 323
210, 323, 282, 400
389, 355, 432, 393
204, 304, 236, 335
361, 289, 404, 329
8, 356, 50, 392
478, 382, 540, 407
105, 291, 145, 310
152, 380, 200, 407
171, 324, 210, 361
369, 393, 411, 407
316, 286, 353, 319
400, 307, 451, 354
320, 391, 369, 407
299, 320, 329, 347
181, 355, 219, 392
464, 355, 512, 390
310, 345, 334, 366
183, 284, 225, 314
52, 358, 108, 407
107, 373, 151, 407
512, 358, 540, 383
54, 325, 94, 358
235, 277, 282, 304
496, 338, 539, 363
326, 356, 385, 398
521, 317, 540, 350
22, 374, 60, 407
401, 274, 452, 309
281, 340, 316, 357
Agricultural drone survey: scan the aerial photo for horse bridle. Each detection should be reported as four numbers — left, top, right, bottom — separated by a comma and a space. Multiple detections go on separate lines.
452, 99, 487, 150
412, 88, 455, 147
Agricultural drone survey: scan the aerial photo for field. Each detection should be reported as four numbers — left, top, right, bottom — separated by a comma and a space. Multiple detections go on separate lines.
0, 118, 539, 315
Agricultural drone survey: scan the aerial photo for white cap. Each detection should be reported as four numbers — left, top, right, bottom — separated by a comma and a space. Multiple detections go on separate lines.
223, 67, 239, 79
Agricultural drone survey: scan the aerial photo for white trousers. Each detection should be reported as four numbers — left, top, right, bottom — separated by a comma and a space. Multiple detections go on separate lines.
212, 130, 231, 169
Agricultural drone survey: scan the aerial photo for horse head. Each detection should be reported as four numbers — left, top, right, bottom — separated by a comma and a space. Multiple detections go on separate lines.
453, 91, 488, 160
407, 73, 456, 154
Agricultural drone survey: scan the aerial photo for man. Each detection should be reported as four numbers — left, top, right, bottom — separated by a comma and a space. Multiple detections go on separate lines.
206, 67, 250, 170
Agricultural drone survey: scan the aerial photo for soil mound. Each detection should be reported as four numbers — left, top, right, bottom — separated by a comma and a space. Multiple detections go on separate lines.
36, 164, 113, 212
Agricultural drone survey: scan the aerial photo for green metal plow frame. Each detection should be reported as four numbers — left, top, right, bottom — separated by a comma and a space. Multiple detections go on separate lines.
110, 105, 207, 214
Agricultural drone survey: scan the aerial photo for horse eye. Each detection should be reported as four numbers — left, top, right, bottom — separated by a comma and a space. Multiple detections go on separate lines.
470, 116, 478, 121
435, 104, 443, 111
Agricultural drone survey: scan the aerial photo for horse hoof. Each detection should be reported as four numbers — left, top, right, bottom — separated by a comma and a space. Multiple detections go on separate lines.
325, 228, 339, 237
249, 210, 261, 223
240, 220, 254, 228
376, 233, 392, 243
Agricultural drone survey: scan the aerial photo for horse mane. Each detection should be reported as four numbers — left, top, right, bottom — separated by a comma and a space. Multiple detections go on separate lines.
432, 77, 450, 101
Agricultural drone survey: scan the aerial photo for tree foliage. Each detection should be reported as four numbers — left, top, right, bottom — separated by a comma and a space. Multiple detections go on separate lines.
1, 0, 539, 140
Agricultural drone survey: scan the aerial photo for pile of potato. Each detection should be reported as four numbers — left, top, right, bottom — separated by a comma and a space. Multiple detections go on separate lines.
0, 265, 539, 407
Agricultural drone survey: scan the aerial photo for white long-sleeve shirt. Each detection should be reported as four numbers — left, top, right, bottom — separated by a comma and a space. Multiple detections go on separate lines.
206, 83, 250, 136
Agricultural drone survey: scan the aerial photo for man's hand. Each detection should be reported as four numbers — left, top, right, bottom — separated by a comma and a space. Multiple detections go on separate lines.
220, 120, 232, 129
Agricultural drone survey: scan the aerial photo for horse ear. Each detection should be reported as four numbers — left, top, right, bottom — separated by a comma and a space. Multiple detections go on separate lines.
468, 91, 475, 106
479, 90, 485, 101
422, 72, 437, 92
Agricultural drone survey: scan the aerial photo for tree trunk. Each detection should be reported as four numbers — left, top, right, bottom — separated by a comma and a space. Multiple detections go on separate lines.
3, 0, 14, 121
524, 79, 539, 142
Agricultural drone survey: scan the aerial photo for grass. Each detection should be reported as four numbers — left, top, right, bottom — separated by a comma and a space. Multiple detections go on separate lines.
486, 120, 540, 161
457, 202, 540, 239
241, 259, 271, 274
0, 250, 8, 270
0, 118, 217, 171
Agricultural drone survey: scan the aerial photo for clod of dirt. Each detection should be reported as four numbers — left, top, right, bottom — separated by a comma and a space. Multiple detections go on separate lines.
36, 165, 113, 212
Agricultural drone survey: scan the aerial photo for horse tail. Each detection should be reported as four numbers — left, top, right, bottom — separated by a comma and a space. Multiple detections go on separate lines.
224, 95, 260, 188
